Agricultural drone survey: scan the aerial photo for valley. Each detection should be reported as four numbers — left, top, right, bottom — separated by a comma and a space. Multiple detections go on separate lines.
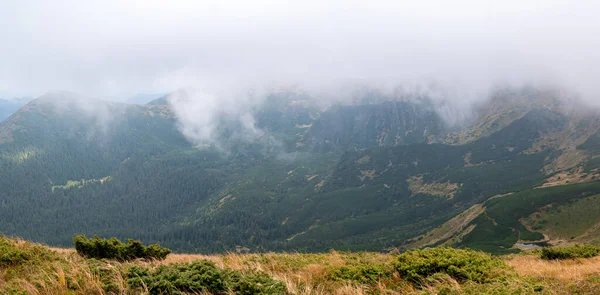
0, 87, 599, 254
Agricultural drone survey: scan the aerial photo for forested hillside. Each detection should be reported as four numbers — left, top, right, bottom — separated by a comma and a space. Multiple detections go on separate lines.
1, 87, 600, 254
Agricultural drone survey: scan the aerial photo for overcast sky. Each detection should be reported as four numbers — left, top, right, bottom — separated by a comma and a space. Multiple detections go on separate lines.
1, 0, 599, 101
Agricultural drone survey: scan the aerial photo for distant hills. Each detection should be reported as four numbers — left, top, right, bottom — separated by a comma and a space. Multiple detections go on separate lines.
1, 86, 600, 253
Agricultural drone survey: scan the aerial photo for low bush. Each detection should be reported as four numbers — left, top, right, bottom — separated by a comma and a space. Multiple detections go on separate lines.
225, 270, 287, 295
330, 264, 391, 284
0, 234, 55, 266
127, 260, 286, 295
394, 247, 506, 285
539, 244, 600, 260
0, 239, 30, 266
73, 235, 171, 261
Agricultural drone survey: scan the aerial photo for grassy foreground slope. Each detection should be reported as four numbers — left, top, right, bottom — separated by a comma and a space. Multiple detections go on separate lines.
2, 235, 600, 295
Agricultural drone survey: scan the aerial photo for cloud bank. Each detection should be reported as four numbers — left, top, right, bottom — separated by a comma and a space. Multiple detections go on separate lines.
0, 0, 599, 101
166, 85, 268, 148
2, 1, 600, 147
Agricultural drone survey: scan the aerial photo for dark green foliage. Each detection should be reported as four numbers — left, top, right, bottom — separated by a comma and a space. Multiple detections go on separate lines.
330, 264, 391, 284
394, 247, 506, 285
73, 235, 171, 261
224, 271, 287, 295
127, 260, 286, 295
0, 241, 30, 266
0, 234, 55, 267
539, 245, 600, 260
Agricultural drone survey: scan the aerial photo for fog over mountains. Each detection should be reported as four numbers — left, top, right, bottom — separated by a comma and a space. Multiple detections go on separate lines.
2, 1, 600, 102
1, 1, 600, 254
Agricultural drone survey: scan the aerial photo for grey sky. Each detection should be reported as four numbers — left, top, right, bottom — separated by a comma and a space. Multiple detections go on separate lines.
1, 0, 599, 102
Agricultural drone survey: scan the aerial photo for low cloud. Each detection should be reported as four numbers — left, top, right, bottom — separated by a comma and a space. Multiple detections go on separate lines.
1, 0, 599, 145
35, 91, 124, 141
1, 1, 599, 100
166, 84, 268, 149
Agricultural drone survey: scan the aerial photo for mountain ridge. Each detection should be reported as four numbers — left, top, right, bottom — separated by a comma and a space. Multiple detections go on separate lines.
1, 86, 600, 253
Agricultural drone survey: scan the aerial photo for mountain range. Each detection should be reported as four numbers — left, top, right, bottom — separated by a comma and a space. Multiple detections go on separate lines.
1, 86, 600, 254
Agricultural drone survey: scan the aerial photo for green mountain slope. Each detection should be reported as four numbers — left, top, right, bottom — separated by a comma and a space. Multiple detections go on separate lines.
1, 87, 600, 253
302, 100, 446, 152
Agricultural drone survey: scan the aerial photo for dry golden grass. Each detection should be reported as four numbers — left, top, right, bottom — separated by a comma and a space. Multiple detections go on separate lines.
1, 246, 108, 295
47, 246, 76, 255
146, 251, 397, 294
145, 252, 600, 294
6, 237, 600, 295
44, 249, 600, 294
507, 255, 600, 281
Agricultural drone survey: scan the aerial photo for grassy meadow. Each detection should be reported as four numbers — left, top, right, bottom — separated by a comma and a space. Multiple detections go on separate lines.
2, 235, 600, 294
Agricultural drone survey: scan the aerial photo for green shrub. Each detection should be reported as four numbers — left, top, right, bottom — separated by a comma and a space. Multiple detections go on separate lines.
394, 247, 506, 285
539, 245, 600, 260
73, 235, 171, 261
0, 246, 29, 266
330, 264, 391, 284
224, 270, 287, 295
127, 260, 286, 295
0, 234, 55, 266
